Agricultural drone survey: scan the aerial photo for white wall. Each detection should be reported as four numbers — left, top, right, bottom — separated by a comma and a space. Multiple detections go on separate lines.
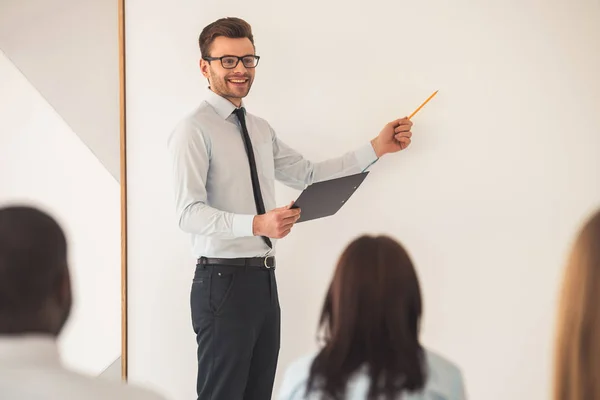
0, 0, 121, 180
0, 51, 122, 376
125, 1, 600, 399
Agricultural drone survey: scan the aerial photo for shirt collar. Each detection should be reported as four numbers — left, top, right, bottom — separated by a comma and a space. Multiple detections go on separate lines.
0, 334, 61, 367
204, 87, 246, 119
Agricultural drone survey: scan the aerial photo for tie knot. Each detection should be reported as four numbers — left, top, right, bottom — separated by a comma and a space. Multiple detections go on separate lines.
233, 107, 246, 117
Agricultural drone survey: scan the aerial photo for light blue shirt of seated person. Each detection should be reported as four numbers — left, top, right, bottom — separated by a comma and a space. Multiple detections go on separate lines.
278, 349, 467, 400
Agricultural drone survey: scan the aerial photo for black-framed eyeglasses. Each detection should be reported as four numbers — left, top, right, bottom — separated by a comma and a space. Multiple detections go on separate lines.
203, 55, 260, 69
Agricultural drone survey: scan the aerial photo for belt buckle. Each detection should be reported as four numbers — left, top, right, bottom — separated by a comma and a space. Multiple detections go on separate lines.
263, 256, 274, 269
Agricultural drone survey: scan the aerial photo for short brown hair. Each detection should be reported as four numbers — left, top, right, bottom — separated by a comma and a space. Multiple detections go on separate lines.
554, 208, 600, 400
199, 17, 254, 57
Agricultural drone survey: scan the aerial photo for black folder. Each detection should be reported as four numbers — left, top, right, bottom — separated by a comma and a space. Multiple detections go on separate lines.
290, 172, 369, 223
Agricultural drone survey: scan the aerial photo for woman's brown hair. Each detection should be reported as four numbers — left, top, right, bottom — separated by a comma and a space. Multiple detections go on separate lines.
554, 209, 600, 400
307, 235, 426, 399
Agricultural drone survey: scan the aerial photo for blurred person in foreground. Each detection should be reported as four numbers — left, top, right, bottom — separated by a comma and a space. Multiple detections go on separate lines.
554, 208, 600, 400
278, 235, 467, 400
0, 205, 166, 400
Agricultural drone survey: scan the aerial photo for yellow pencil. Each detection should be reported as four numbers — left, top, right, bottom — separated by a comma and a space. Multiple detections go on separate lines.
408, 90, 438, 119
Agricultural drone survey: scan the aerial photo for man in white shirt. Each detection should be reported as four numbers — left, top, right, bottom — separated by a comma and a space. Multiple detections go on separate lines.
0, 205, 166, 400
168, 16, 414, 400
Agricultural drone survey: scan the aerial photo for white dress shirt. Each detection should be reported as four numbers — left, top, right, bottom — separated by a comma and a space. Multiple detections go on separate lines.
278, 349, 467, 400
0, 335, 166, 400
167, 88, 378, 258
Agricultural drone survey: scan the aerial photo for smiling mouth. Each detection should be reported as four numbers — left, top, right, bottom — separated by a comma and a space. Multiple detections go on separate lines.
228, 78, 248, 84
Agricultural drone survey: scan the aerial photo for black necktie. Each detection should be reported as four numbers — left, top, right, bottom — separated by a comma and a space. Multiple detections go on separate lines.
233, 107, 273, 249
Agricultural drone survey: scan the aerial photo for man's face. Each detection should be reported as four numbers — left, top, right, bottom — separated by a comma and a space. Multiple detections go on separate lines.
201, 36, 256, 105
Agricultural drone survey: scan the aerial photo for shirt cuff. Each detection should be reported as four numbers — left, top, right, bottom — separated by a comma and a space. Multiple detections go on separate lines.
232, 214, 255, 237
354, 142, 379, 171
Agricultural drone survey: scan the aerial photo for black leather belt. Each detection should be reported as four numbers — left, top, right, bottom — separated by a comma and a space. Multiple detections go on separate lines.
197, 256, 275, 269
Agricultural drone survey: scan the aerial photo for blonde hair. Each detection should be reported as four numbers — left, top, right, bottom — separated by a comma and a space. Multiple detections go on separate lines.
554, 209, 600, 400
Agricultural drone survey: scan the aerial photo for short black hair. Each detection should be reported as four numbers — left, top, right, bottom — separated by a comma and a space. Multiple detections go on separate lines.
0, 205, 68, 333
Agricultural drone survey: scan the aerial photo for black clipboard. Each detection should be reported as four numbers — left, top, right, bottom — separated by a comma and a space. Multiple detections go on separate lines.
290, 172, 369, 223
